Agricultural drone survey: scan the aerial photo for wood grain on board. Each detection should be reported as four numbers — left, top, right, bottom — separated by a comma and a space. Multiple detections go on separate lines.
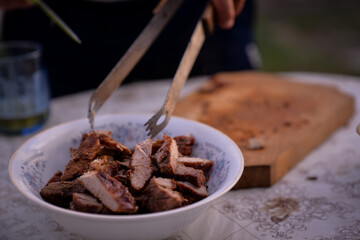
174, 72, 354, 188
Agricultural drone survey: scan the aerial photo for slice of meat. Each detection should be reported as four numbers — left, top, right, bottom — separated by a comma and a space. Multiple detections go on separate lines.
89, 155, 118, 176
61, 132, 101, 181
139, 138, 152, 156
78, 171, 138, 213
154, 134, 179, 175
128, 165, 152, 191
154, 135, 205, 187
176, 181, 209, 201
174, 164, 206, 187
60, 158, 92, 181
97, 131, 131, 156
153, 134, 195, 156
144, 177, 184, 212
174, 134, 195, 156
177, 157, 213, 174
74, 131, 101, 160
40, 180, 87, 207
128, 139, 153, 191
70, 193, 104, 213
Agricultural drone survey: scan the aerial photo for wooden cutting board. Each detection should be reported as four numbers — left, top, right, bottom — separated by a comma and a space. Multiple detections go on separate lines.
174, 72, 354, 188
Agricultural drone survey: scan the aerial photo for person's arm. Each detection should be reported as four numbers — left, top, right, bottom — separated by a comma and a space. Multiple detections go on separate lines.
0, 0, 31, 11
211, 0, 246, 29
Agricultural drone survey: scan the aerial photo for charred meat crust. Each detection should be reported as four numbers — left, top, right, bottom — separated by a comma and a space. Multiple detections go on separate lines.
60, 132, 101, 181
60, 158, 93, 181
75, 132, 101, 160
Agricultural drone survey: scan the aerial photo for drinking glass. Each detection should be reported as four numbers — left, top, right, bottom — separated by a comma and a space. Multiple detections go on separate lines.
0, 41, 50, 135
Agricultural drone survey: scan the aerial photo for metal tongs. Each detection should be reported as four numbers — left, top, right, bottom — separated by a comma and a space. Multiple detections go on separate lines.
88, 0, 214, 138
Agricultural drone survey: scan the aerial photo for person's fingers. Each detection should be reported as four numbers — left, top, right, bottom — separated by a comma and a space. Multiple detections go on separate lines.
211, 0, 236, 29
0, 0, 31, 11
234, 0, 246, 15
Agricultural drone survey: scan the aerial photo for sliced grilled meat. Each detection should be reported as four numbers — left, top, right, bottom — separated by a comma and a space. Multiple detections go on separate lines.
61, 132, 101, 181
128, 139, 153, 191
97, 131, 131, 156
154, 134, 178, 175
42, 131, 213, 215
174, 164, 206, 187
40, 180, 86, 207
153, 134, 195, 156
177, 157, 214, 174
174, 134, 195, 156
70, 193, 104, 213
144, 177, 184, 212
78, 171, 138, 213
74, 131, 101, 160
176, 181, 208, 201
60, 158, 92, 181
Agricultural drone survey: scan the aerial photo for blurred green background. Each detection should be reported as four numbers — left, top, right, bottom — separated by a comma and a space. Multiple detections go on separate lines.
254, 0, 360, 76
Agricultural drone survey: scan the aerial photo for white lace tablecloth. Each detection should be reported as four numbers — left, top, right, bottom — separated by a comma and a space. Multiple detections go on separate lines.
1, 72, 359, 240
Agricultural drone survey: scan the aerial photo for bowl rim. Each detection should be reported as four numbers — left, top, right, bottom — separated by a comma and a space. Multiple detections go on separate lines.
9, 113, 244, 220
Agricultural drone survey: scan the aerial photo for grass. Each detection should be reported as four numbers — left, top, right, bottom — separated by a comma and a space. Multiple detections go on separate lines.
254, 0, 360, 77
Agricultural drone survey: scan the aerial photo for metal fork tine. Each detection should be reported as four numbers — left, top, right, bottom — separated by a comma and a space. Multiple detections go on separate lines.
145, 123, 153, 131
144, 108, 169, 137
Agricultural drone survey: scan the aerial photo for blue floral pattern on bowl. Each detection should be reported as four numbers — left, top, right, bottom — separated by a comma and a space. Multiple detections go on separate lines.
20, 151, 46, 194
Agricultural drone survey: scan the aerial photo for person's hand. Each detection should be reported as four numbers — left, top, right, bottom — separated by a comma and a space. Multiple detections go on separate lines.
0, 0, 31, 11
211, 0, 246, 29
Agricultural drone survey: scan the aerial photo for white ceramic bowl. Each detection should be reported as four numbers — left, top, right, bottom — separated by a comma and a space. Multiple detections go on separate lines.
9, 114, 244, 240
